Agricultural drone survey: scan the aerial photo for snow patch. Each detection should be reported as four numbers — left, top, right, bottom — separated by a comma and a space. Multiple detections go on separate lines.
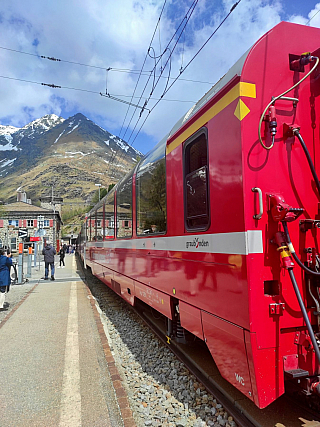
66, 124, 79, 135
0, 141, 18, 151
54, 129, 65, 144
0, 158, 16, 168
65, 151, 90, 156
116, 139, 129, 152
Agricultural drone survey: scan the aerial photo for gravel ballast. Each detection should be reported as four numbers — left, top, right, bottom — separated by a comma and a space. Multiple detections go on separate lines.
87, 275, 237, 427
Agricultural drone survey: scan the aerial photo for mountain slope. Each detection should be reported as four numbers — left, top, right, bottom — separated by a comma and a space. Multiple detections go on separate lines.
0, 113, 141, 203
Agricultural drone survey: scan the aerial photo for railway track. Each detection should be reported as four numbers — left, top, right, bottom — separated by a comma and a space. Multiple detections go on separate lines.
81, 262, 320, 427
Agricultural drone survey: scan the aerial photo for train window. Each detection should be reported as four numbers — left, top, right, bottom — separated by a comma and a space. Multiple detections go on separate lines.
184, 129, 210, 230
96, 205, 104, 241
136, 137, 167, 235
104, 189, 115, 239
116, 173, 133, 238
89, 215, 95, 241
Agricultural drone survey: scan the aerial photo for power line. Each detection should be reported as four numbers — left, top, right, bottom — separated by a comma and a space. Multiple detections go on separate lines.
121, 0, 199, 145
118, 0, 167, 139
110, 0, 199, 175
306, 8, 320, 25
128, 0, 242, 147
0, 45, 214, 85
0, 74, 195, 104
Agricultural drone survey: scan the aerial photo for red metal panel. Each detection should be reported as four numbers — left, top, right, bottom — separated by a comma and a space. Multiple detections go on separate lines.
244, 330, 284, 408
113, 271, 134, 305
202, 311, 253, 400
134, 280, 172, 319
179, 301, 204, 340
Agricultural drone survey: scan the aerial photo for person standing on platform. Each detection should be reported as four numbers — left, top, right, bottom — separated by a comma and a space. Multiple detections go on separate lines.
58, 246, 65, 268
0, 248, 13, 310
42, 241, 56, 281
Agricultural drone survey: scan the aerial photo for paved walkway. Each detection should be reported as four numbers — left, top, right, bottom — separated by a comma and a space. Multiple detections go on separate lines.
0, 255, 124, 427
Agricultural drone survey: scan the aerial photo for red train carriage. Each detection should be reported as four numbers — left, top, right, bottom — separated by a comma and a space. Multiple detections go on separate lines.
79, 22, 320, 408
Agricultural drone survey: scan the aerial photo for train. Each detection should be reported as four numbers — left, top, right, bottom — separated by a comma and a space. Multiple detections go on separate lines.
78, 22, 320, 409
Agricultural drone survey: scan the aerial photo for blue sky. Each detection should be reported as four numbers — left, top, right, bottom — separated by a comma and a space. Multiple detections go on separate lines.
0, 0, 320, 154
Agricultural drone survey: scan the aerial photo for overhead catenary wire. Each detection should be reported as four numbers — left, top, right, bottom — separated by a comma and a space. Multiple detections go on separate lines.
120, 0, 199, 140
121, 0, 199, 146
110, 0, 199, 175
306, 8, 320, 25
109, 0, 167, 168
0, 74, 195, 104
0, 45, 215, 85
127, 0, 242, 147
118, 0, 167, 139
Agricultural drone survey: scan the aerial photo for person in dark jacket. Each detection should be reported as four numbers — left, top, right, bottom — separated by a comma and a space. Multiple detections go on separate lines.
58, 247, 65, 268
42, 241, 56, 280
0, 248, 13, 310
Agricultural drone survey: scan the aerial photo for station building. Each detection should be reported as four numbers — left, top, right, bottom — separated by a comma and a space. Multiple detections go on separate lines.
0, 192, 62, 252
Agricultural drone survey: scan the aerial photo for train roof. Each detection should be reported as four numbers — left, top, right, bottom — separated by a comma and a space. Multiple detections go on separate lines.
167, 46, 250, 140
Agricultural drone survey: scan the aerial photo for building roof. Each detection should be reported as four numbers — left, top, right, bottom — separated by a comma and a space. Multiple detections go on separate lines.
1, 201, 62, 222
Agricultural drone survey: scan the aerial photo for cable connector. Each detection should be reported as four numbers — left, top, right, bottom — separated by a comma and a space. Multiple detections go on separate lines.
289, 52, 315, 72
268, 105, 277, 141
283, 123, 300, 139
273, 231, 295, 269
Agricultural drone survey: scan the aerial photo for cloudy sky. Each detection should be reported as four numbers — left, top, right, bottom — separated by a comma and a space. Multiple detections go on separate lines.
1, 0, 320, 154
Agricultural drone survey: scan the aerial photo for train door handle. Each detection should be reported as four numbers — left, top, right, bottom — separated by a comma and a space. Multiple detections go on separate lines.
252, 187, 263, 220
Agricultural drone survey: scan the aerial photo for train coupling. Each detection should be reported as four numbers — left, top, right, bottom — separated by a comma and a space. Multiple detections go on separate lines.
268, 194, 304, 223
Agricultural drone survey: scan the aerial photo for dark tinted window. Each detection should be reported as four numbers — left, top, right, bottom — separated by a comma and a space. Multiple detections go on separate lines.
116, 173, 133, 238
184, 130, 209, 230
136, 137, 167, 235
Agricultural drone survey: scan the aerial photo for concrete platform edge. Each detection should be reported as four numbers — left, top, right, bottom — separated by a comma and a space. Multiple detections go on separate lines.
84, 283, 137, 427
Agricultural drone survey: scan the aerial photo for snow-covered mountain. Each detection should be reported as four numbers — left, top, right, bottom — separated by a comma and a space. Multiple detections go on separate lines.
0, 124, 19, 136
0, 113, 140, 176
0, 113, 141, 203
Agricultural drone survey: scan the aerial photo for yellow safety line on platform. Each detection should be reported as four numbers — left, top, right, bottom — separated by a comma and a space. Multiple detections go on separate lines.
166, 81, 256, 155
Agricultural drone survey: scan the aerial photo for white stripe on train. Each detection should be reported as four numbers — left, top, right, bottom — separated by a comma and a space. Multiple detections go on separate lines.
87, 230, 263, 255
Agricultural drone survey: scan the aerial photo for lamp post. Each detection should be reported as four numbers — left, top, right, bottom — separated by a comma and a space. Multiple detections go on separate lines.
51, 185, 56, 247
95, 183, 101, 201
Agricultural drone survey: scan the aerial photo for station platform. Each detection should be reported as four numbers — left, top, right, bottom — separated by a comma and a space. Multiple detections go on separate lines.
0, 254, 135, 427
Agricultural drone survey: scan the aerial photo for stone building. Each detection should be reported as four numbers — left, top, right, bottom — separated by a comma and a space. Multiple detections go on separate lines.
0, 198, 62, 252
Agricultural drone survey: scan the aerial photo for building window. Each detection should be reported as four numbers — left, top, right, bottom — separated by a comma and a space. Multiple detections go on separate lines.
116, 172, 133, 238
136, 138, 166, 235
27, 220, 34, 227
43, 220, 49, 227
0, 239, 2, 248
11, 238, 17, 251
8, 220, 19, 227
184, 128, 210, 231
